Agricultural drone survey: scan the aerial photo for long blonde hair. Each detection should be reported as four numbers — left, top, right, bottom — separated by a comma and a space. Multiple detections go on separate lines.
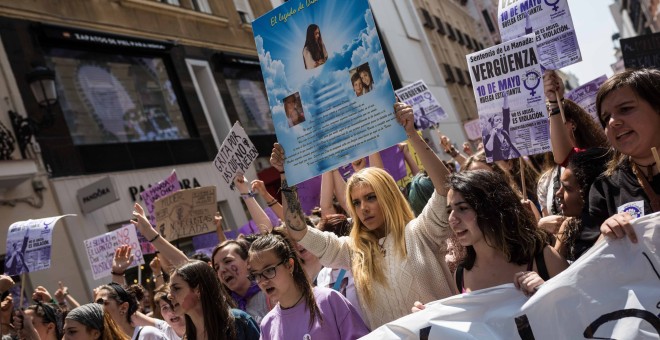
345, 167, 414, 305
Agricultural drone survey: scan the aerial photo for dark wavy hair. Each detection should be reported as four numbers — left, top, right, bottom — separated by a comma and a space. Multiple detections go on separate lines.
173, 260, 236, 340
562, 99, 609, 149
97, 282, 144, 324
448, 170, 547, 270
316, 213, 351, 237
595, 68, 660, 175
304, 24, 324, 62
248, 229, 322, 328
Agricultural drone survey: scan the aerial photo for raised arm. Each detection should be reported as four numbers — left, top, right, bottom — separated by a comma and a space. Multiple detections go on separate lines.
439, 133, 467, 166
131, 202, 188, 268
111, 245, 131, 285
320, 171, 337, 217
544, 70, 572, 165
214, 212, 227, 243
399, 142, 420, 176
331, 170, 348, 213
270, 143, 308, 241
396, 102, 450, 195
252, 179, 283, 222
368, 151, 384, 169
234, 174, 273, 233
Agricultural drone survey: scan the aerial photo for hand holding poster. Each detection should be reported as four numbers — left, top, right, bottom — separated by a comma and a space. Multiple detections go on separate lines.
394, 80, 447, 130
4, 215, 74, 276
498, 0, 581, 69
252, 0, 405, 185
565, 75, 608, 121
140, 170, 180, 254
83, 224, 145, 280
364, 212, 660, 339
212, 122, 259, 187
154, 186, 216, 241
467, 34, 550, 163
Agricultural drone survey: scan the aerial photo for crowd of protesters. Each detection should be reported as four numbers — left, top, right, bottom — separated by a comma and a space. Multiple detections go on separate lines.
0, 67, 657, 339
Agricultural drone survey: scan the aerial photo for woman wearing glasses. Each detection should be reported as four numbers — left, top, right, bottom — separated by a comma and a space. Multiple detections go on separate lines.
248, 230, 369, 339
168, 260, 260, 340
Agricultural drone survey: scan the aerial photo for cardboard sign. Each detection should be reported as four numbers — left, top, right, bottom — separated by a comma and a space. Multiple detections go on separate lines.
213, 122, 259, 187
154, 186, 216, 241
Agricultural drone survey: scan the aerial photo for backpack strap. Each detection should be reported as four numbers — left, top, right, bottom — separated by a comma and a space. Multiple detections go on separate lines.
455, 265, 465, 293
535, 248, 550, 281
332, 269, 347, 291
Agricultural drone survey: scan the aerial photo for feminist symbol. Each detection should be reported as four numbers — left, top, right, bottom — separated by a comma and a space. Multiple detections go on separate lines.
544, 0, 560, 12
523, 70, 541, 96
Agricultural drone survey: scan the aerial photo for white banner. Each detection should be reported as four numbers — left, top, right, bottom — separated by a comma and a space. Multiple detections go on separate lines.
212, 122, 259, 187
363, 212, 660, 339
395, 80, 447, 130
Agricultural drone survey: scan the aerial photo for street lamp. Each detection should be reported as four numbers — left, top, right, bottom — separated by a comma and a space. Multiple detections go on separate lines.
9, 64, 58, 158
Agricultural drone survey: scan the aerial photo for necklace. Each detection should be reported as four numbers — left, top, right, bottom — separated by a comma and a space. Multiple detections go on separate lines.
281, 293, 304, 310
378, 236, 387, 257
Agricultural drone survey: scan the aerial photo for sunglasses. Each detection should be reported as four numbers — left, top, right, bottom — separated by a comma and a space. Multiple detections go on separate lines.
247, 259, 287, 283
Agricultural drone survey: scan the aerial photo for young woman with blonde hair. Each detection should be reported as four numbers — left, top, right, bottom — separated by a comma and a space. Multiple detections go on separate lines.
270, 102, 456, 329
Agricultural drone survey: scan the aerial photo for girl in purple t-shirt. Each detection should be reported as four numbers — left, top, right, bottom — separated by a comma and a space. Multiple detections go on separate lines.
248, 230, 369, 340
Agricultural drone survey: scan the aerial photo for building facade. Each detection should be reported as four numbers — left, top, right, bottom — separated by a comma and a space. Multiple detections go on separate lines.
0, 0, 274, 302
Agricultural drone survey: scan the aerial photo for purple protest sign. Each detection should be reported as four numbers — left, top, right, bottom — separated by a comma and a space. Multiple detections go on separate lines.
264, 207, 281, 227
140, 171, 181, 227
238, 221, 261, 236
339, 145, 406, 181
295, 175, 322, 215
565, 75, 607, 122
395, 80, 447, 130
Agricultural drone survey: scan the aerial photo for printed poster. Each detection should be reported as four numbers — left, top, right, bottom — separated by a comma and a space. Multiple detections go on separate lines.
212, 122, 259, 187
140, 170, 180, 254
154, 186, 216, 241
498, 0, 581, 69
83, 224, 145, 280
565, 75, 607, 122
463, 119, 482, 141
4, 215, 74, 276
394, 80, 447, 130
467, 34, 550, 163
253, 0, 406, 185
364, 212, 660, 340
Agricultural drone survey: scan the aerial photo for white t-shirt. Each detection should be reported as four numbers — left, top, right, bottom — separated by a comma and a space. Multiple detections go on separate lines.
132, 325, 167, 340
154, 319, 182, 340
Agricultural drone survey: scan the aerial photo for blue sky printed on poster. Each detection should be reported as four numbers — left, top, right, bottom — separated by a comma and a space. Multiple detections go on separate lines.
253, 0, 406, 185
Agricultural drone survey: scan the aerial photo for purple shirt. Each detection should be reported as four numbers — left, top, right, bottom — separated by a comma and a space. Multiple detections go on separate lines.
259, 287, 369, 340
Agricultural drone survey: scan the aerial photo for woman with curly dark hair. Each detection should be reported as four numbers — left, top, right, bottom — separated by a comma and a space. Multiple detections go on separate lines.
447, 170, 567, 295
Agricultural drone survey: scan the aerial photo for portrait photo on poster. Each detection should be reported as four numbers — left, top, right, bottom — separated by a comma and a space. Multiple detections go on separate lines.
283, 92, 305, 127
303, 24, 328, 69
349, 62, 374, 97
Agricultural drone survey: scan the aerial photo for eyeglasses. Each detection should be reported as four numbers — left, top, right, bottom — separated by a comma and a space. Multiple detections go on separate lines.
247, 259, 287, 283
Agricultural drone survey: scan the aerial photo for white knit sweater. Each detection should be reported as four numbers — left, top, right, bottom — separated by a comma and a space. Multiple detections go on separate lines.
298, 191, 454, 329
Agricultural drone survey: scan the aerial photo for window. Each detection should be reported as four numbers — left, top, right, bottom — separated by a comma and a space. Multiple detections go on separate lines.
456, 29, 465, 45
234, 0, 255, 24
482, 10, 496, 33
455, 67, 465, 85
443, 64, 455, 83
223, 66, 275, 135
192, 0, 212, 14
464, 70, 472, 86
434, 16, 446, 35
446, 23, 457, 41
46, 49, 189, 146
160, 0, 181, 5
465, 33, 473, 49
420, 8, 435, 29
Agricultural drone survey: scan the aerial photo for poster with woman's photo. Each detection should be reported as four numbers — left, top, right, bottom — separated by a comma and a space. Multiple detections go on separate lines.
252, 0, 405, 185
466, 34, 550, 163
498, 0, 581, 70
4, 215, 74, 276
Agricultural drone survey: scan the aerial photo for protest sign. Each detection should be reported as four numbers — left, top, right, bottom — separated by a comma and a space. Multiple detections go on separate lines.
84, 224, 145, 280
394, 80, 447, 130
565, 75, 607, 122
467, 34, 550, 163
463, 119, 482, 141
212, 122, 259, 187
253, 0, 405, 185
154, 186, 216, 241
139, 170, 180, 254
296, 174, 322, 215
498, 0, 581, 69
364, 212, 660, 339
4, 215, 74, 276
621, 32, 660, 69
